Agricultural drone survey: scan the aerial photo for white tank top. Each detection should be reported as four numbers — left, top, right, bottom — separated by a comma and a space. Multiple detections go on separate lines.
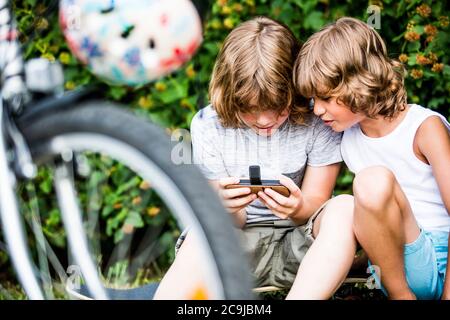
341, 104, 450, 232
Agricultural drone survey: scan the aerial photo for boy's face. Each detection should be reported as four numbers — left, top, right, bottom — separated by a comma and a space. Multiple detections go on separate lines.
238, 108, 290, 136
312, 97, 364, 132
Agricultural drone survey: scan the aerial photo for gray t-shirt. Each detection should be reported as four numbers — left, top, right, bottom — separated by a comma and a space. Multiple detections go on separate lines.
191, 105, 342, 224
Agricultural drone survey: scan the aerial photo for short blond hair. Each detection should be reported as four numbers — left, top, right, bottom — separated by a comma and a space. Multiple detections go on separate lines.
209, 16, 307, 128
294, 17, 407, 119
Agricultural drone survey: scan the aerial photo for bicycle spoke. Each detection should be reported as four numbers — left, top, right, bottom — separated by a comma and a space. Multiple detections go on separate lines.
53, 157, 107, 299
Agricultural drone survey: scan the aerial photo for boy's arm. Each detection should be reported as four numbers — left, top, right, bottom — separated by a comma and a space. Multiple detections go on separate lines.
292, 163, 341, 224
416, 116, 450, 299
294, 117, 342, 223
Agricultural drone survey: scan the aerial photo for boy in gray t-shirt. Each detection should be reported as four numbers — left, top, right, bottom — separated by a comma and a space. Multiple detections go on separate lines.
154, 17, 357, 300
191, 105, 342, 225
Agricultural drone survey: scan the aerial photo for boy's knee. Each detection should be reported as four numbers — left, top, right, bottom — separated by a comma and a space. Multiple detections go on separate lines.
353, 166, 395, 212
320, 194, 355, 225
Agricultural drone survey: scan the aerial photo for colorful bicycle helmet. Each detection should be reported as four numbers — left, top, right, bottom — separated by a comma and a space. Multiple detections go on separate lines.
59, 0, 203, 85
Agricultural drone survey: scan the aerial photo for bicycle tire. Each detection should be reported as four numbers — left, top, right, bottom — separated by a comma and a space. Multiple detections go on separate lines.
16, 100, 254, 299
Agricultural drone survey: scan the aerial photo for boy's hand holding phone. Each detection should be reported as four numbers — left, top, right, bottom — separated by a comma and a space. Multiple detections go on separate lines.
220, 166, 303, 220
217, 177, 257, 215
257, 175, 303, 220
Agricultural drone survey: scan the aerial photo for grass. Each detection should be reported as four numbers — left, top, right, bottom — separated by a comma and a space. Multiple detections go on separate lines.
259, 283, 386, 300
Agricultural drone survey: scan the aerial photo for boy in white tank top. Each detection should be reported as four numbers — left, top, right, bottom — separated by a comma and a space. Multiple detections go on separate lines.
294, 17, 450, 300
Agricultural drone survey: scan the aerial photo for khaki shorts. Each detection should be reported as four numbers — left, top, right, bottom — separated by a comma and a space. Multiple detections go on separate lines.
238, 202, 328, 289
175, 201, 329, 289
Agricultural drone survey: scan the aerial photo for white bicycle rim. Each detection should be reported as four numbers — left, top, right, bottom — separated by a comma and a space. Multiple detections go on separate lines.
42, 132, 225, 299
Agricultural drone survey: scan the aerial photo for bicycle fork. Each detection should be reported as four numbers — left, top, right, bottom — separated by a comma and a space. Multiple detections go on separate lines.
0, 100, 44, 299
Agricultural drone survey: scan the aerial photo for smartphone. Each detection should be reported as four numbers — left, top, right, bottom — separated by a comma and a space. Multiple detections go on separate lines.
225, 165, 290, 197
225, 179, 290, 197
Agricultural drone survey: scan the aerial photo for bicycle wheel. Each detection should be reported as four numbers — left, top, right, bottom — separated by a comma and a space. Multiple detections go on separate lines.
9, 99, 254, 299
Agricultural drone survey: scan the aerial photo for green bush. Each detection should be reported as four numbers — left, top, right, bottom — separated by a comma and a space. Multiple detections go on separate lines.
4, 0, 449, 275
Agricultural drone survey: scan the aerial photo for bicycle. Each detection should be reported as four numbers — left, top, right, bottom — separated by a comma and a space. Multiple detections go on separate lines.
0, 0, 254, 300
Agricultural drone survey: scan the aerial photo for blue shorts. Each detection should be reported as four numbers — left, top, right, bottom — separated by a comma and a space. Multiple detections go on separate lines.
368, 229, 449, 300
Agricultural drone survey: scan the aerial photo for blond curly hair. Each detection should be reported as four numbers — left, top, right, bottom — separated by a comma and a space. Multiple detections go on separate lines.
294, 17, 407, 119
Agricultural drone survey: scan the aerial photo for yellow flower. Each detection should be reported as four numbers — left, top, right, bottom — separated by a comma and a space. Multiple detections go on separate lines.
185, 64, 196, 79
431, 63, 444, 73
428, 52, 438, 63
221, 5, 232, 15
410, 69, 423, 79
180, 98, 193, 110
416, 4, 431, 18
233, 3, 243, 12
64, 81, 76, 90
147, 207, 161, 217
224, 17, 234, 29
404, 31, 420, 42
406, 20, 415, 31
155, 82, 167, 92
139, 181, 151, 190
138, 95, 153, 109
416, 54, 432, 65
210, 19, 222, 30
439, 16, 449, 28
399, 54, 408, 63
245, 0, 255, 7
424, 24, 438, 36
59, 52, 71, 65
132, 196, 142, 206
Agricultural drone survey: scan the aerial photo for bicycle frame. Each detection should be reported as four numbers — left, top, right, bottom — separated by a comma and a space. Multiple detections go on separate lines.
0, 0, 108, 299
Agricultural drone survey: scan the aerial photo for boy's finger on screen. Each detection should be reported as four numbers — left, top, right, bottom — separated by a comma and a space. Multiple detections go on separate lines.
222, 187, 251, 199
278, 175, 299, 191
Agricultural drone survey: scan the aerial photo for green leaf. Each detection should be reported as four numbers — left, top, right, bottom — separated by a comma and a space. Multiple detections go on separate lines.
412, 25, 424, 35
407, 41, 421, 52
156, 78, 189, 104
407, 54, 417, 66
428, 97, 446, 109
304, 11, 324, 31
116, 176, 141, 195
108, 86, 127, 100
124, 211, 144, 228
443, 65, 450, 78
101, 205, 114, 218
293, 0, 318, 13
392, 32, 405, 42
114, 229, 124, 243
39, 178, 52, 194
